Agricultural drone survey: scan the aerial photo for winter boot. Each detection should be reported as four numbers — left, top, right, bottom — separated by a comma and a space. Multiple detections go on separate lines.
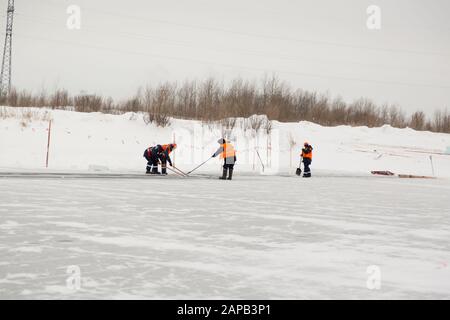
219, 168, 227, 180
146, 166, 151, 174
303, 171, 311, 178
161, 167, 167, 175
227, 168, 233, 180
151, 166, 160, 175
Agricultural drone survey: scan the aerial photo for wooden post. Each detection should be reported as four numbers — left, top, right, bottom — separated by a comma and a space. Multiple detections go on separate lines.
173, 133, 176, 166
430, 155, 435, 176
253, 142, 256, 171
290, 146, 292, 169
46, 120, 52, 168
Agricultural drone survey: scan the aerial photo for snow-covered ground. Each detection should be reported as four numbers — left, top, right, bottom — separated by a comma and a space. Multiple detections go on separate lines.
1, 107, 450, 299
1, 107, 450, 177
0, 175, 449, 299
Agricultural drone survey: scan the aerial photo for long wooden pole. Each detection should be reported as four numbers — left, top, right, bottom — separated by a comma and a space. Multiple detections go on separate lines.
187, 157, 212, 175
46, 120, 52, 168
255, 148, 265, 172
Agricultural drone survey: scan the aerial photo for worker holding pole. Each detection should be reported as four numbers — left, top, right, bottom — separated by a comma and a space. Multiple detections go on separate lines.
212, 138, 237, 180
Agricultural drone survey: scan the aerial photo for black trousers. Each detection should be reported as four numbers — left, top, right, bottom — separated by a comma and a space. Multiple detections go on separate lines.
302, 158, 311, 177
223, 156, 236, 170
160, 158, 169, 174
144, 155, 159, 172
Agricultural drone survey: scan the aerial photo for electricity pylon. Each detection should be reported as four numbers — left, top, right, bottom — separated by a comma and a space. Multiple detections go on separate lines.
0, 0, 15, 97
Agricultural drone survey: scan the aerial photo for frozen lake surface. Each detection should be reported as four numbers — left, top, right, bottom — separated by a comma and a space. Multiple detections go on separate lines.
1, 173, 449, 299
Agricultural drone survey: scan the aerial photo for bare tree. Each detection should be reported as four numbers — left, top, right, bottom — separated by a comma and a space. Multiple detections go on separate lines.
50, 89, 71, 109
2, 76, 449, 133
409, 111, 426, 131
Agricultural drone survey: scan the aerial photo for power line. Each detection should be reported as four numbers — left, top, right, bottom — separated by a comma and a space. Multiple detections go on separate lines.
12, 12, 450, 75
10, 32, 450, 90
34, 0, 450, 58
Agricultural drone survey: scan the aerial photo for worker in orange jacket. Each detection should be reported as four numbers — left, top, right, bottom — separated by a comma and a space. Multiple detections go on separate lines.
212, 138, 237, 180
143, 145, 162, 174
158, 143, 177, 175
301, 142, 313, 178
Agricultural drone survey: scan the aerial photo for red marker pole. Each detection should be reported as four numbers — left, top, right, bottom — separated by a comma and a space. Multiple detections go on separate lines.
46, 120, 52, 168
173, 133, 176, 167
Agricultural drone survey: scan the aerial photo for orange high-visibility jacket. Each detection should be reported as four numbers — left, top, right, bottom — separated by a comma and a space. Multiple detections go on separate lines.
220, 143, 236, 159
301, 146, 313, 159
161, 144, 174, 154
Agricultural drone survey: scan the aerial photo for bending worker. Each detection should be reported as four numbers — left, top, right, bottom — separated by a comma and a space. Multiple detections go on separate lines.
143, 145, 163, 174
158, 143, 177, 175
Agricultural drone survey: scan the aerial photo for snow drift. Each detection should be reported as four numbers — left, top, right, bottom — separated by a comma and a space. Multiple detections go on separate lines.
1, 106, 450, 177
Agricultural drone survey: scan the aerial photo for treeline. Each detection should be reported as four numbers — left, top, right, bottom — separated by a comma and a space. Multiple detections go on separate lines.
1, 76, 449, 133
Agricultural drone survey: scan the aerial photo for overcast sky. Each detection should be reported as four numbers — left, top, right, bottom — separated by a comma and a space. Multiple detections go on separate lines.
3, 0, 450, 114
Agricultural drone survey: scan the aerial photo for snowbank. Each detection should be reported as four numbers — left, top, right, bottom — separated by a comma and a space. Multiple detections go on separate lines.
1, 106, 450, 177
